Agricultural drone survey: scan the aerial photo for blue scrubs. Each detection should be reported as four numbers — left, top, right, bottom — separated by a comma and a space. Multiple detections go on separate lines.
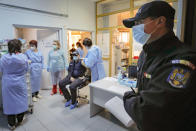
25, 49, 44, 93
0, 53, 28, 115
83, 45, 105, 82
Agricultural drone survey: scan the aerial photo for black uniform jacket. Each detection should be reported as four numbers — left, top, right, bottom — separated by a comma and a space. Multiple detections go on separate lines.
123, 32, 196, 131
67, 60, 86, 79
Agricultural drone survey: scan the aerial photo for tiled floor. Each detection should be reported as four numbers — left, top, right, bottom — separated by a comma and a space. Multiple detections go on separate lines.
0, 88, 139, 131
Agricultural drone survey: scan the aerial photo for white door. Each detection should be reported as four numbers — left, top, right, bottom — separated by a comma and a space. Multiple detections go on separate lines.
37, 29, 60, 89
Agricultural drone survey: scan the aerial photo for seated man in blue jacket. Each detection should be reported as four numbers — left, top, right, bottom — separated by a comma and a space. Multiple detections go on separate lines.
59, 51, 87, 109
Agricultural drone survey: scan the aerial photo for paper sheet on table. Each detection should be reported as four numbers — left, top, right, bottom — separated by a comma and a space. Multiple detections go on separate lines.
105, 96, 134, 127
106, 86, 130, 96
104, 77, 118, 82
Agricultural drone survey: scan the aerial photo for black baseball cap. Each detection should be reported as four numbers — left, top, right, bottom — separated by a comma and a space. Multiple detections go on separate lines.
123, 1, 175, 28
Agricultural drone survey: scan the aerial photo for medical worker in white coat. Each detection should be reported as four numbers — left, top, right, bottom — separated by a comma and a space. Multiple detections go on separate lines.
47, 40, 66, 95
25, 40, 44, 102
82, 38, 105, 82
0, 39, 29, 130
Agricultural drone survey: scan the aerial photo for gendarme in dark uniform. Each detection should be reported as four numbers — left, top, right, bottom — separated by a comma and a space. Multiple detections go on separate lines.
123, 1, 196, 131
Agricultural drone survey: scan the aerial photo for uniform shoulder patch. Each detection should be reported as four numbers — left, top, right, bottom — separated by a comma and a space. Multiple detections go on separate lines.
171, 60, 196, 70
167, 67, 191, 88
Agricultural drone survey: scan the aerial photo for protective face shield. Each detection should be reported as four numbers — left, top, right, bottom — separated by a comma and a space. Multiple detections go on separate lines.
132, 19, 157, 45
53, 45, 57, 50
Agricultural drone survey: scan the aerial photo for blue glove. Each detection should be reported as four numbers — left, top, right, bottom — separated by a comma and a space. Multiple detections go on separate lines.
47, 68, 50, 72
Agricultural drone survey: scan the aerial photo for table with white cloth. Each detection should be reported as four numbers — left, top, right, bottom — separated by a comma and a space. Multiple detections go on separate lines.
89, 77, 137, 117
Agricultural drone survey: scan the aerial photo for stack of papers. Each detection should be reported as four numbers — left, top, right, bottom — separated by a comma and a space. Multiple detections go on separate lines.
105, 96, 134, 127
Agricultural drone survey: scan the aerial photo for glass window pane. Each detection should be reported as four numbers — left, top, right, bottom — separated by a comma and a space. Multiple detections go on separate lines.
134, 0, 153, 8
169, 2, 178, 20
134, 1, 178, 19
173, 22, 177, 35
97, 0, 130, 15
103, 60, 110, 77
97, 11, 130, 28
97, 30, 110, 58
132, 37, 143, 65
111, 28, 130, 75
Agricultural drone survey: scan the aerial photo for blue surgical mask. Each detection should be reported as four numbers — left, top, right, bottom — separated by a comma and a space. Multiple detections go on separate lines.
132, 19, 158, 45
73, 56, 78, 61
132, 24, 151, 45
53, 45, 57, 50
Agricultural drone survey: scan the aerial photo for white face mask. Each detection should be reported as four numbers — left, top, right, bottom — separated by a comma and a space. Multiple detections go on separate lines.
73, 56, 78, 61
132, 20, 157, 45
30, 46, 35, 51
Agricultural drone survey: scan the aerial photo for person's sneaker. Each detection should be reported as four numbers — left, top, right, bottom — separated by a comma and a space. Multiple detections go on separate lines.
32, 97, 38, 102
8, 124, 15, 130
36, 94, 42, 99
70, 102, 78, 110
65, 100, 72, 107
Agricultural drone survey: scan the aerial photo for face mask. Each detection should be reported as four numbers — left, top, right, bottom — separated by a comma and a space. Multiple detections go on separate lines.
132, 20, 157, 45
73, 56, 78, 61
53, 45, 57, 50
30, 46, 35, 51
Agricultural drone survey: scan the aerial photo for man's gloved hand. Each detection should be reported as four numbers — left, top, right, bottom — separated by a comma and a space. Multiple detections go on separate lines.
47, 68, 50, 72
123, 91, 137, 102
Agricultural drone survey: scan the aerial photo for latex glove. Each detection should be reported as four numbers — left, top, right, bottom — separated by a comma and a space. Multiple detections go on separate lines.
47, 68, 50, 72
28, 60, 31, 64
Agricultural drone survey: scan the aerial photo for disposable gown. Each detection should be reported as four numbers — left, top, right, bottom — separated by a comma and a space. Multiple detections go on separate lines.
25, 49, 44, 93
47, 49, 66, 84
0, 53, 28, 115
83, 45, 105, 82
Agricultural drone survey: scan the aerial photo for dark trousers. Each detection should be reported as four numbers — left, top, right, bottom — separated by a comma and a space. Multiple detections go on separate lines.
59, 76, 83, 104
32, 91, 39, 97
7, 112, 25, 126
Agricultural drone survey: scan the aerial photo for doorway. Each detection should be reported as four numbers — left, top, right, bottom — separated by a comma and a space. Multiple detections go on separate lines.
14, 26, 62, 90
67, 30, 92, 61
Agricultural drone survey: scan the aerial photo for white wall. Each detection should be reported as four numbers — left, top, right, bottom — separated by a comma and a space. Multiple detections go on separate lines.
67, 0, 96, 31
0, 0, 96, 39
0, 6, 67, 39
0, 0, 68, 14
